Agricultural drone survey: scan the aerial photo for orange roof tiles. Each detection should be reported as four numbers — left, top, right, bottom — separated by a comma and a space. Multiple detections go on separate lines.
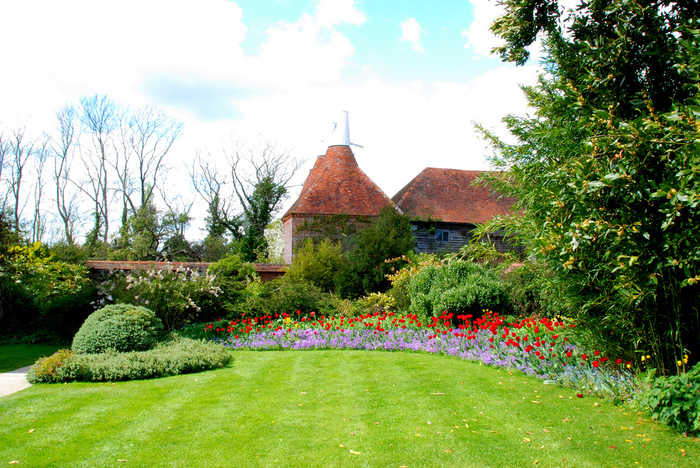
391, 168, 515, 224
283, 145, 393, 219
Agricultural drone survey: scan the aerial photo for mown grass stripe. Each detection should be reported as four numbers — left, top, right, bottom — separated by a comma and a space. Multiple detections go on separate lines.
1, 350, 698, 467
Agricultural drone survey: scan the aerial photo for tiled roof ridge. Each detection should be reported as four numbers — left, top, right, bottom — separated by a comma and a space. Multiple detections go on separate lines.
283, 145, 393, 219
391, 167, 514, 224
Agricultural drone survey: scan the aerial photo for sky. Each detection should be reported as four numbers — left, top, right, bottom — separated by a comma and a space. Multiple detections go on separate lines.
0, 0, 543, 237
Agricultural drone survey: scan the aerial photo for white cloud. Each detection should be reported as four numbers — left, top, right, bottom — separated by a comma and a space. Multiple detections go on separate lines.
0, 0, 249, 126
316, 0, 367, 28
461, 0, 505, 59
400, 18, 423, 53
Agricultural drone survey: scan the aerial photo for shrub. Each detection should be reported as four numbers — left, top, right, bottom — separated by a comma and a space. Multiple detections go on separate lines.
29, 336, 231, 383
385, 254, 441, 312
232, 275, 338, 319
26, 349, 76, 383
287, 238, 345, 292
204, 254, 258, 319
72, 304, 164, 354
0, 242, 97, 341
407, 260, 509, 319
97, 266, 222, 330
639, 362, 700, 436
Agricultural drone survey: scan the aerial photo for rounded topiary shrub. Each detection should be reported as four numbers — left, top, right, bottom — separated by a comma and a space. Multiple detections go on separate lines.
71, 304, 164, 354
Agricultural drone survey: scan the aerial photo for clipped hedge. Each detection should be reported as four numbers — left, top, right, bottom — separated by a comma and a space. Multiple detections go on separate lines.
71, 304, 164, 354
28, 336, 231, 383
407, 260, 509, 319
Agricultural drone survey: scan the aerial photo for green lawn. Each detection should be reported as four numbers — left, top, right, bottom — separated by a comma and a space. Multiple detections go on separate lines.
1, 350, 698, 467
0, 344, 61, 373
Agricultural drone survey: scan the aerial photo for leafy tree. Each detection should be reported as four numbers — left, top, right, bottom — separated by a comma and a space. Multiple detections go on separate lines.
239, 176, 286, 262
337, 207, 414, 299
479, 0, 700, 373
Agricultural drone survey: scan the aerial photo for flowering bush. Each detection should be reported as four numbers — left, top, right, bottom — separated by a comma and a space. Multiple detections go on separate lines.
97, 265, 221, 330
193, 309, 642, 404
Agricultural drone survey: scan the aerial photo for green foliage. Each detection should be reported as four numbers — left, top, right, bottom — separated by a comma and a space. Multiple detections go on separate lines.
336, 207, 414, 299
29, 336, 231, 383
97, 266, 221, 330
71, 304, 164, 354
407, 261, 509, 319
385, 254, 441, 312
0, 242, 97, 340
480, 1, 700, 373
26, 349, 76, 383
500, 261, 567, 318
287, 238, 345, 292
240, 177, 286, 262
233, 275, 338, 319
205, 254, 257, 318
640, 363, 700, 436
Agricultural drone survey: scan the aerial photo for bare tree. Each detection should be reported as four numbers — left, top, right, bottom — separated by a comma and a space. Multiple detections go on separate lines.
190, 150, 242, 240
126, 107, 183, 212
78, 94, 118, 243
0, 131, 10, 213
6, 127, 35, 232
52, 105, 81, 244
192, 136, 303, 261
227, 137, 301, 230
30, 136, 50, 243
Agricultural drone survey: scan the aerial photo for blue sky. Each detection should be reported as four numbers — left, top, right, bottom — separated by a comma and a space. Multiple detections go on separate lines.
0, 0, 543, 238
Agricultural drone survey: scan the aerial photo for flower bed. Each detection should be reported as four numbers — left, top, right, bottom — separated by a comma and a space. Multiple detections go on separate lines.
193, 310, 642, 403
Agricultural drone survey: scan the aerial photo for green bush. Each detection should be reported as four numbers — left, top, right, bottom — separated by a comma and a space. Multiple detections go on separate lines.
26, 349, 76, 383
639, 363, 700, 436
72, 304, 164, 354
233, 275, 338, 319
407, 260, 509, 319
29, 336, 231, 383
0, 242, 97, 341
287, 238, 345, 292
203, 254, 258, 319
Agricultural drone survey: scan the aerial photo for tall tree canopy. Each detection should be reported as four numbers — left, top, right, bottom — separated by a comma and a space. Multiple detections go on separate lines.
480, 0, 700, 373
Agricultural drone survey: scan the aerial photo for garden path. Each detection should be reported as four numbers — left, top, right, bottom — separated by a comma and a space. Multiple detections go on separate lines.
0, 366, 32, 398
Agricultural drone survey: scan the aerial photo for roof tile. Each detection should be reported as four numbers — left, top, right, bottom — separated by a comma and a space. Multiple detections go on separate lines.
391, 168, 515, 224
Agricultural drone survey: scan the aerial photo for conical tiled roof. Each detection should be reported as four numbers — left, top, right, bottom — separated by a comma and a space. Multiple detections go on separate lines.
392, 168, 515, 224
283, 145, 393, 219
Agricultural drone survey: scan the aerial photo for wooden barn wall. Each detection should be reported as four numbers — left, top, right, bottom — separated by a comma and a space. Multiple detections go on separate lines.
411, 222, 475, 254
410, 223, 523, 255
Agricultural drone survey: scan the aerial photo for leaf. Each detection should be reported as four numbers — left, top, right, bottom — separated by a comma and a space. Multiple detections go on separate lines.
349, 450, 361, 455
28, 429, 34, 434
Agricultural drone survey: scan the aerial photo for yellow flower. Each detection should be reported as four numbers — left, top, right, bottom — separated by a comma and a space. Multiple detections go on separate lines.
641, 356, 645, 362
677, 360, 683, 367
684, 354, 689, 364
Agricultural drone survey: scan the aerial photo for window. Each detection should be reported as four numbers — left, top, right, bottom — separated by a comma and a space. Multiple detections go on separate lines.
435, 229, 449, 243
